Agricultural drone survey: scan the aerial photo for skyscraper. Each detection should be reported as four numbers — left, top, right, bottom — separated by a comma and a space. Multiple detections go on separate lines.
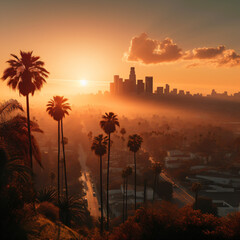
129, 67, 136, 92
164, 84, 170, 94
145, 76, 153, 94
137, 80, 144, 94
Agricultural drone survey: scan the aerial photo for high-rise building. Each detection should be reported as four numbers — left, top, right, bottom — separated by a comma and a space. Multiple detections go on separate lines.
179, 90, 185, 95
156, 87, 164, 95
110, 82, 115, 95
114, 75, 119, 95
137, 80, 144, 94
145, 76, 153, 94
129, 67, 136, 92
171, 88, 177, 95
118, 78, 123, 94
164, 84, 170, 94
123, 79, 131, 93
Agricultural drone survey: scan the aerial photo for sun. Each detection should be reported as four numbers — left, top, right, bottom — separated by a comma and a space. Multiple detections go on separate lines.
79, 79, 88, 86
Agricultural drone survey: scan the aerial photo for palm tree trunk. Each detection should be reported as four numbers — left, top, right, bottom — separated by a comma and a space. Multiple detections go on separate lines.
61, 120, 68, 199
144, 179, 147, 206
122, 178, 125, 223
195, 192, 198, 209
26, 94, 33, 169
100, 155, 103, 234
57, 120, 60, 206
153, 174, 157, 202
125, 176, 128, 221
134, 152, 137, 210
61, 119, 69, 225
106, 133, 110, 229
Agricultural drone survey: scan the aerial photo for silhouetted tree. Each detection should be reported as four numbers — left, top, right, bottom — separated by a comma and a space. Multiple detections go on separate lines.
58, 195, 90, 226
191, 182, 202, 210
46, 96, 71, 207
0, 99, 23, 116
100, 112, 119, 229
0, 145, 31, 240
124, 166, 132, 221
152, 162, 162, 201
91, 134, 108, 233
0, 113, 43, 167
127, 134, 143, 210
2, 51, 49, 169
36, 187, 56, 203
121, 169, 127, 223
120, 128, 126, 147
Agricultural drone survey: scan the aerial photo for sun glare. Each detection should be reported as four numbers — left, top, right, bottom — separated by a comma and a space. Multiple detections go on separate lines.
79, 79, 88, 86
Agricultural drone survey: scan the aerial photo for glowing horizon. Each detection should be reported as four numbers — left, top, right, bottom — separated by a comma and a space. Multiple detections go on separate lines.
1, 0, 240, 101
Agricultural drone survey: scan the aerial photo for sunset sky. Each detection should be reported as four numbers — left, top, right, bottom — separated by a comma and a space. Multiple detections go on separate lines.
1, 0, 240, 102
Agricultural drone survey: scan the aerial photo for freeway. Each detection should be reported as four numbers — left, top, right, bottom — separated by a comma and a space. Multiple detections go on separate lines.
78, 144, 100, 219
150, 156, 194, 206
160, 171, 194, 206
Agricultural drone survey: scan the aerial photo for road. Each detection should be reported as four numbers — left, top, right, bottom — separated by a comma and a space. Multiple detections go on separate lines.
150, 156, 194, 206
160, 172, 194, 206
78, 144, 100, 219
81, 171, 101, 218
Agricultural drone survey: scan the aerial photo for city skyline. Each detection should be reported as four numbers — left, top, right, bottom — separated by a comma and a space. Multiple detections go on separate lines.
110, 67, 240, 98
1, 0, 240, 101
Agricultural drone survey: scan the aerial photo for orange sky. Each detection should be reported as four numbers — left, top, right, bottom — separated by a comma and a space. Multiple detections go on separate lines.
1, 0, 240, 103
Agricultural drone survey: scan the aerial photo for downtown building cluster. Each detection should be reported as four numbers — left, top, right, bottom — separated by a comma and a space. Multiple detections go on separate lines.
109, 67, 240, 99
110, 67, 153, 95
110, 67, 195, 97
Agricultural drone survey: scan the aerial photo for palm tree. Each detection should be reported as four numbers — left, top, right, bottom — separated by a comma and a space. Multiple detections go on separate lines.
124, 166, 132, 221
127, 134, 143, 210
2, 51, 49, 169
58, 195, 88, 226
0, 145, 31, 193
36, 187, 57, 203
100, 112, 119, 229
121, 169, 127, 223
91, 134, 108, 233
46, 96, 71, 205
0, 99, 23, 118
120, 128, 126, 147
152, 162, 162, 201
191, 182, 202, 210
0, 112, 43, 168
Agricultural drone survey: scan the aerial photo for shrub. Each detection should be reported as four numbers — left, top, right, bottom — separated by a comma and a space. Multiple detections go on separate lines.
38, 201, 59, 222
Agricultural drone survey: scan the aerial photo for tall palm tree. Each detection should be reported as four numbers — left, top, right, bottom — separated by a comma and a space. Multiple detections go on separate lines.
124, 166, 132, 221
100, 112, 119, 229
121, 169, 127, 223
46, 96, 71, 206
127, 134, 143, 210
0, 115, 43, 167
152, 162, 162, 201
191, 182, 202, 210
91, 134, 108, 233
120, 128, 126, 147
2, 51, 49, 169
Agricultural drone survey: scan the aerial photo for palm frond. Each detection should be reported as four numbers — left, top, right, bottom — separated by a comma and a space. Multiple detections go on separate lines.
0, 99, 23, 116
37, 187, 57, 203
2, 51, 49, 96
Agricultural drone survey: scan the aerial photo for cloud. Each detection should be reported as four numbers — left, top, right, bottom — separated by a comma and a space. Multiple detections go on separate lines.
185, 45, 226, 59
124, 33, 240, 67
125, 33, 183, 64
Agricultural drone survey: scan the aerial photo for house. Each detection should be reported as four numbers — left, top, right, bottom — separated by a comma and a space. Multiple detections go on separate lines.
213, 200, 239, 217
165, 150, 195, 168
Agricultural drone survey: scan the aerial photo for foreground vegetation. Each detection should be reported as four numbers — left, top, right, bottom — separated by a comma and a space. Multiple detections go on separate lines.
86, 202, 240, 240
